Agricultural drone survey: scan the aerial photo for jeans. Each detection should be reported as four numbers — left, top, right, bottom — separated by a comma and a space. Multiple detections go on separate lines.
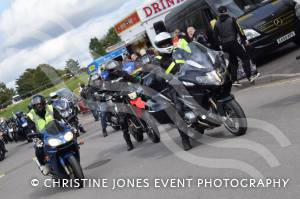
100, 111, 108, 129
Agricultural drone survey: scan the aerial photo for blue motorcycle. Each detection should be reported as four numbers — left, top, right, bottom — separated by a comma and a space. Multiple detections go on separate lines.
30, 120, 84, 187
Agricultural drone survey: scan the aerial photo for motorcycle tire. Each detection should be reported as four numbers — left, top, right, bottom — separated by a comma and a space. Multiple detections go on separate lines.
0, 142, 6, 161
223, 99, 248, 136
67, 155, 84, 188
146, 127, 160, 143
0, 150, 5, 161
132, 130, 144, 142
112, 126, 121, 131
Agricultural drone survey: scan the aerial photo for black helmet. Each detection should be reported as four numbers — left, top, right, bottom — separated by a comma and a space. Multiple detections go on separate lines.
31, 95, 46, 112
28, 103, 33, 111
218, 6, 227, 14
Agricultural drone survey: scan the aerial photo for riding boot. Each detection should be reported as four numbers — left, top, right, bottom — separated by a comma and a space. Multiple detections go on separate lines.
179, 130, 192, 151
123, 131, 134, 151
79, 125, 86, 133
102, 128, 108, 137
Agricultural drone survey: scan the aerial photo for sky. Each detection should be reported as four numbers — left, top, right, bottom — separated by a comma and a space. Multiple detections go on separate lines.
0, 0, 150, 88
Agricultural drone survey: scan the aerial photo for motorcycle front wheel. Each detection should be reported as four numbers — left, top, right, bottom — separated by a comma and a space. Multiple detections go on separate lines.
130, 126, 144, 142
223, 99, 247, 136
67, 156, 84, 188
146, 127, 160, 143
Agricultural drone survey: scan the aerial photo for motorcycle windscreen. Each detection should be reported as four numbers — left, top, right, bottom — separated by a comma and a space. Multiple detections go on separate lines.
54, 100, 68, 111
42, 121, 65, 135
174, 42, 222, 86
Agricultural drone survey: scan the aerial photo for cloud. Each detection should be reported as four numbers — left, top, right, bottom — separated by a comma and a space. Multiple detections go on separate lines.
0, 0, 147, 86
0, 0, 128, 48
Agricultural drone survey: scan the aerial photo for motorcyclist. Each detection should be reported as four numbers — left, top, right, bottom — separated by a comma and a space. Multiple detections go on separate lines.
153, 32, 193, 151
91, 61, 138, 151
49, 92, 86, 133
27, 95, 62, 175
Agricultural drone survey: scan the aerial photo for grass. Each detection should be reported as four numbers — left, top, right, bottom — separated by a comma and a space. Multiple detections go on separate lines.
0, 73, 89, 119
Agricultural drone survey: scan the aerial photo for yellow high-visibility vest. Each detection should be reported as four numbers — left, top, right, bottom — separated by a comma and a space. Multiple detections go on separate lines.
27, 105, 54, 132
176, 38, 192, 53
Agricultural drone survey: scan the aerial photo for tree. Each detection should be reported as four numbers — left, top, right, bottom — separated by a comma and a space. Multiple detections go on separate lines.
16, 64, 58, 96
89, 27, 121, 59
0, 82, 15, 106
89, 37, 106, 59
65, 59, 81, 77
102, 27, 121, 49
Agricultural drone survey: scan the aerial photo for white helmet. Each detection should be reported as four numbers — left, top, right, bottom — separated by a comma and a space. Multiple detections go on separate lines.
154, 32, 174, 54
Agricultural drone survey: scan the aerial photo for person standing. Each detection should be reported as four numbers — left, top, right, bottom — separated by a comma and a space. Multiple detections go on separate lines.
214, 6, 258, 86
186, 26, 210, 47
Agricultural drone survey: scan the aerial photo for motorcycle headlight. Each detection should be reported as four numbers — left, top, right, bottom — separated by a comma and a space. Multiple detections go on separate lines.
196, 71, 223, 85
64, 131, 74, 142
68, 109, 73, 114
48, 138, 63, 147
128, 91, 138, 100
244, 29, 261, 40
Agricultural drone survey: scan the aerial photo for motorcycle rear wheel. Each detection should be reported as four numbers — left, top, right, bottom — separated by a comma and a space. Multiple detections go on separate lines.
223, 99, 247, 136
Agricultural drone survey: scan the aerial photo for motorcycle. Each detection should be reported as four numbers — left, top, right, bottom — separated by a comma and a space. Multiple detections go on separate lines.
0, 132, 7, 161
6, 118, 18, 142
93, 91, 121, 131
144, 42, 247, 136
125, 90, 160, 143
0, 121, 13, 144
15, 112, 33, 142
91, 78, 160, 143
53, 98, 85, 137
106, 88, 160, 143
29, 120, 84, 187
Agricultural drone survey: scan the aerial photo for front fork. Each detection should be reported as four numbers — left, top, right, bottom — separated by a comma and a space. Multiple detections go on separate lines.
207, 95, 234, 124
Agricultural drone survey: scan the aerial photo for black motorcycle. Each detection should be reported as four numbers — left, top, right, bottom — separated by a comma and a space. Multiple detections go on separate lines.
93, 91, 121, 131
6, 118, 18, 142
0, 132, 7, 161
144, 42, 247, 136
15, 112, 33, 142
0, 121, 13, 144
53, 98, 85, 137
108, 89, 160, 143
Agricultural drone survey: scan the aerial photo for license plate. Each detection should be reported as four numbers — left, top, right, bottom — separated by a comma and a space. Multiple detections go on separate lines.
277, 31, 295, 44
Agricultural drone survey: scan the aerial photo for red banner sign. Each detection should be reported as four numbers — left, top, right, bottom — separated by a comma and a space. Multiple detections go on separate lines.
115, 12, 141, 34
141, 0, 185, 19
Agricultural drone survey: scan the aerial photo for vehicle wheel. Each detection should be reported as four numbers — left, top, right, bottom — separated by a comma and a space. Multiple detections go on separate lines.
0, 143, 5, 161
223, 99, 247, 136
146, 127, 160, 143
143, 113, 160, 143
0, 150, 5, 161
132, 129, 144, 142
67, 156, 84, 188
112, 126, 120, 131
